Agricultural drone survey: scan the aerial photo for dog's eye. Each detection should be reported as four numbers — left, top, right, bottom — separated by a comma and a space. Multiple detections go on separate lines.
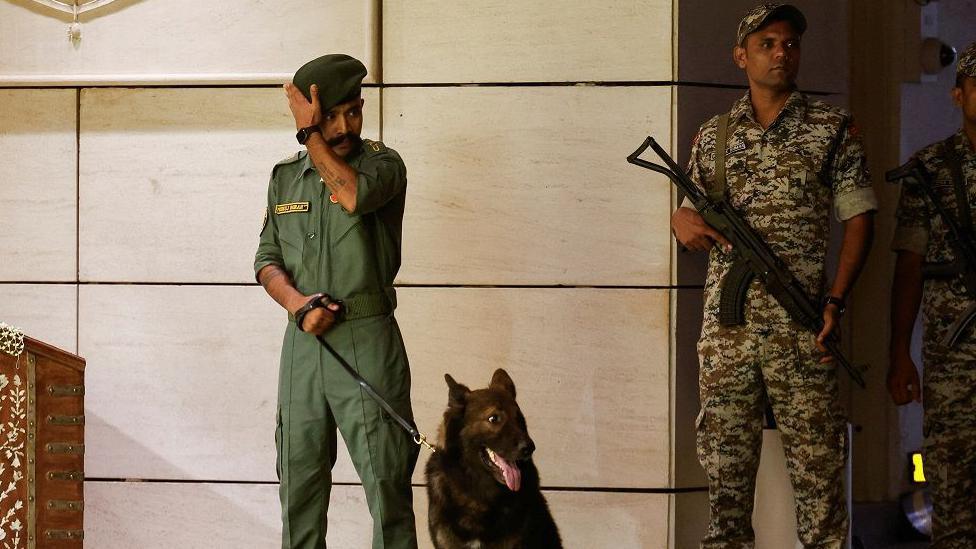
487, 414, 501, 424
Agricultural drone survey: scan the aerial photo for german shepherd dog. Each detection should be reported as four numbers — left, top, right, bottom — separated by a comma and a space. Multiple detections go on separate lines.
425, 369, 562, 549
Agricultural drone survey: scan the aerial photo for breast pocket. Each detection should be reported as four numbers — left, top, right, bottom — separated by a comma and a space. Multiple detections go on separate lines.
276, 214, 308, 273
333, 211, 365, 246
775, 154, 823, 213
330, 211, 380, 289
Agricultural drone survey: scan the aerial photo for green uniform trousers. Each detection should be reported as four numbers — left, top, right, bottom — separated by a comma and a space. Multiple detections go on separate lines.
276, 313, 419, 549
696, 298, 848, 549
923, 343, 976, 549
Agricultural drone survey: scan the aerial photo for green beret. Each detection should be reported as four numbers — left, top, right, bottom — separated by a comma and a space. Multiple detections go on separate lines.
293, 54, 367, 112
736, 3, 806, 47
958, 42, 976, 79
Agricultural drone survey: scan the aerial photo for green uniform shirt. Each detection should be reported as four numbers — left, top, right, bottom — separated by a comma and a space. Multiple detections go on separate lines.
254, 139, 407, 307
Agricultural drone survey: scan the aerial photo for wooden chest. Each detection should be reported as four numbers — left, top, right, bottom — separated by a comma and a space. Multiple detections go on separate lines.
0, 332, 85, 548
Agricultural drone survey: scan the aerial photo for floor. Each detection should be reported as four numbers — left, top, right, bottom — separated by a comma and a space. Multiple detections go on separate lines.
852, 501, 930, 549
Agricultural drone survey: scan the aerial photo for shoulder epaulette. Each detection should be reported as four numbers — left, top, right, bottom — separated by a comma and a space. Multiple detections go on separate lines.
275, 151, 305, 166
270, 151, 306, 181
362, 139, 387, 154
807, 98, 849, 121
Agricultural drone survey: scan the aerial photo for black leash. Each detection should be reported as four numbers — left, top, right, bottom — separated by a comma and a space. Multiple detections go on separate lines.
300, 296, 435, 452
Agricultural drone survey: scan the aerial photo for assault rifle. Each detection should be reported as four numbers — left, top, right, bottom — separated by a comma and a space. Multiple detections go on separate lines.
886, 159, 976, 347
627, 136, 866, 388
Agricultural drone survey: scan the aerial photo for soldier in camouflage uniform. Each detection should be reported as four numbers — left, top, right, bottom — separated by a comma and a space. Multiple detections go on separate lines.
671, 4, 877, 547
889, 42, 976, 549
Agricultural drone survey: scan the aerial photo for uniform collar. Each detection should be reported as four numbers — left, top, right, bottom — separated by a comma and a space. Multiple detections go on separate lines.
730, 89, 807, 127
953, 128, 976, 156
300, 151, 315, 175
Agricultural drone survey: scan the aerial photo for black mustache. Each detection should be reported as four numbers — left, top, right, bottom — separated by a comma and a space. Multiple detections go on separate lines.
327, 134, 362, 148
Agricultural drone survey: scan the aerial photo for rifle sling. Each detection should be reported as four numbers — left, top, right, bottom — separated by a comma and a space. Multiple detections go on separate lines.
819, 116, 850, 186
943, 135, 973, 234
710, 113, 731, 202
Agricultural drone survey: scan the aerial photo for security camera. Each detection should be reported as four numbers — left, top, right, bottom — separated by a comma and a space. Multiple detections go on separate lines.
920, 37, 957, 75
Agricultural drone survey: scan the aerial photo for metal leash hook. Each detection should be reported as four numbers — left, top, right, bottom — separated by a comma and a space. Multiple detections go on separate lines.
414, 433, 436, 453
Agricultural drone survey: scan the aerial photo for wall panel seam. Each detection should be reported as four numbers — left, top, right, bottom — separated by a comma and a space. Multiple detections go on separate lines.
52, 282, 699, 290
76, 86, 81, 353
81, 478, 706, 493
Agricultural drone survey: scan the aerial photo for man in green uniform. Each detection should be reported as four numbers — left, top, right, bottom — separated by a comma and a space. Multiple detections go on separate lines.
670, 4, 877, 547
254, 54, 418, 549
889, 42, 976, 549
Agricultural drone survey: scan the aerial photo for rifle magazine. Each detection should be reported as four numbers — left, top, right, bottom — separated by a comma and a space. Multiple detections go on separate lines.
719, 260, 755, 327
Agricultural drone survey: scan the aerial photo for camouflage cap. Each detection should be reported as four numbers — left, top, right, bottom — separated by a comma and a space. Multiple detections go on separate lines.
293, 54, 367, 112
736, 3, 807, 46
958, 42, 976, 78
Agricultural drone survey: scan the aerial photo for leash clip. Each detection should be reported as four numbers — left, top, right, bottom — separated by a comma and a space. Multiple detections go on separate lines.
414, 433, 436, 453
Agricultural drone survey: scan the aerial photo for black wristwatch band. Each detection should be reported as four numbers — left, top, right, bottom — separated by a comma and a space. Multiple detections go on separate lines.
823, 295, 846, 315
294, 293, 327, 332
296, 125, 321, 145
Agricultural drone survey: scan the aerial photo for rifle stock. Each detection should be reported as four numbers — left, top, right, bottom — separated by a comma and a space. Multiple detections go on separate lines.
628, 136, 867, 388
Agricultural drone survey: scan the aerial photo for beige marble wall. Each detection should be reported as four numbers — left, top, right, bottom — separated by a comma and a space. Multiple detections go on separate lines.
383, 0, 672, 83
0, 0, 378, 85
387, 86, 673, 286
85, 483, 669, 549
0, 284, 77, 353
0, 89, 77, 282
77, 87, 380, 283
77, 285, 669, 488
0, 1, 679, 546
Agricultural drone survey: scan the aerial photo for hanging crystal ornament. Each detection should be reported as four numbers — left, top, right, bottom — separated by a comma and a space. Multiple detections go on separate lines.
26, 0, 121, 41
67, 1, 81, 43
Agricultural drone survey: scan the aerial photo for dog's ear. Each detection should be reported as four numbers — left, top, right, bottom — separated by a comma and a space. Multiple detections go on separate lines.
489, 368, 516, 399
445, 374, 470, 407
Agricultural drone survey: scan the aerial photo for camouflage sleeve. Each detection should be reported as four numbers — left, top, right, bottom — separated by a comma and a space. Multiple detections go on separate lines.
890, 165, 930, 255
253, 173, 283, 281
829, 120, 878, 221
679, 128, 708, 211
354, 146, 407, 215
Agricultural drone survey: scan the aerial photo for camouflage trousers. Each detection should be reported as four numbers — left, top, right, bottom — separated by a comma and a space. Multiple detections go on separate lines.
923, 343, 976, 549
696, 301, 848, 549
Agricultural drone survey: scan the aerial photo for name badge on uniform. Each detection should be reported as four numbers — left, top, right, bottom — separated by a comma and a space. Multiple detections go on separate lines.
727, 141, 747, 155
275, 202, 310, 215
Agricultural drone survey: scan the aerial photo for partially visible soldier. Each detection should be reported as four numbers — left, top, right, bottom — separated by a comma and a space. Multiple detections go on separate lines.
670, 3, 877, 547
889, 42, 976, 549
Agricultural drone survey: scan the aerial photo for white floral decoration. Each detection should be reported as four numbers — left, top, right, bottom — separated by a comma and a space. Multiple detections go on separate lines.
0, 372, 26, 547
0, 326, 23, 359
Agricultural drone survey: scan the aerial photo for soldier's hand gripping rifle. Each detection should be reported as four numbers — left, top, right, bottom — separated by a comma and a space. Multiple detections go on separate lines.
627, 136, 866, 388
886, 159, 976, 347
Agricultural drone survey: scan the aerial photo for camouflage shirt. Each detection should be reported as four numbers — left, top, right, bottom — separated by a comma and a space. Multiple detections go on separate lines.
892, 130, 976, 348
686, 90, 877, 327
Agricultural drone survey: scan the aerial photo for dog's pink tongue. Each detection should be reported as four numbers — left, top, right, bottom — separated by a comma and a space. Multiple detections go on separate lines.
493, 453, 522, 492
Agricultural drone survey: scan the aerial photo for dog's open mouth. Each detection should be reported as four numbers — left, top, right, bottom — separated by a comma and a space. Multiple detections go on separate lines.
482, 448, 522, 492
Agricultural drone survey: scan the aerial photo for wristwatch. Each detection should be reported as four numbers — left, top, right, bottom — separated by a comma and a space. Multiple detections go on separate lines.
295, 125, 321, 145
823, 295, 846, 316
